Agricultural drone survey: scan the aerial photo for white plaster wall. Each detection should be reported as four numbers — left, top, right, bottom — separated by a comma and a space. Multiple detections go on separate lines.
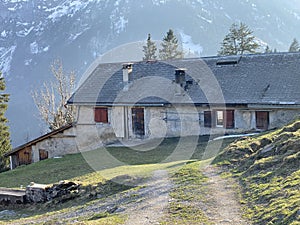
178, 106, 201, 136
146, 107, 168, 138
235, 110, 252, 130
158, 107, 297, 136
58, 106, 300, 156
233, 108, 300, 131
145, 106, 201, 138
33, 127, 78, 159
77, 106, 95, 124
269, 109, 300, 128
74, 106, 117, 152
74, 124, 116, 152
128, 107, 134, 138
111, 106, 125, 138
32, 145, 39, 163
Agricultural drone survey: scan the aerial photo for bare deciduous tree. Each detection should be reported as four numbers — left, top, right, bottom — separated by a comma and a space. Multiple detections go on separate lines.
32, 60, 76, 131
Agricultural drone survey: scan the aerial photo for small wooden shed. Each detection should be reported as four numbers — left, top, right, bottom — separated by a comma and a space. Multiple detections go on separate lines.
5, 124, 77, 169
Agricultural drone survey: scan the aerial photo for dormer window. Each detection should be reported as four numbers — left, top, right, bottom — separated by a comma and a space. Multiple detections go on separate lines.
216, 60, 238, 66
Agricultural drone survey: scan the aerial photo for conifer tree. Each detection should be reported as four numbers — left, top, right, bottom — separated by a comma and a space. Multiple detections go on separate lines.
159, 29, 183, 60
264, 45, 272, 53
142, 34, 157, 61
218, 22, 260, 55
0, 73, 11, 171
288, 38, 300, 52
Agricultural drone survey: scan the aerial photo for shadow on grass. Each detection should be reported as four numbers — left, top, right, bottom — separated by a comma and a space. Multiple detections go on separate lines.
0, 176, 135, 222
0, 136, 236, 188
106, 135, 237, 165
0, 135, 239, 223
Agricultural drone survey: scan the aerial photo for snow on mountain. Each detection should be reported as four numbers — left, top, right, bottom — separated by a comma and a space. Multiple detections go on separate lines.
46, 0, 90, 22
16, 25, 34, 37
1, 0, 300, 146
0, 46, 16, 78
179, 30, 202, 57
151, 0, 168, 6
29, 41, 38, 54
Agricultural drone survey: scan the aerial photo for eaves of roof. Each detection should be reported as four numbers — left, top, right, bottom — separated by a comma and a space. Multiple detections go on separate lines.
5, 124, 73, 157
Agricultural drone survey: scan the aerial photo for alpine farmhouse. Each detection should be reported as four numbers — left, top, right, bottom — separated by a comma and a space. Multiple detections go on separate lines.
6, 52, 300, 169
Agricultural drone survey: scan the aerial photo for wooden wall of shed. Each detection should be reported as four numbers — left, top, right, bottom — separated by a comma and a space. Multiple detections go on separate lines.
16, 146, 32, 167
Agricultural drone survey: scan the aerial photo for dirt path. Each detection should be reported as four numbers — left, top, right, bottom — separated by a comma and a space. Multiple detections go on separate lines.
5, 166, 249, 224
122, 170, 172, 225
201, 165, 249, 225
122, 165, 249, 225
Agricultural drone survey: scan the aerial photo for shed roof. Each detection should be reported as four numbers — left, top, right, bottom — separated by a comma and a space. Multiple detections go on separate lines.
68, 53, 300, 106
5, 124, 73, 157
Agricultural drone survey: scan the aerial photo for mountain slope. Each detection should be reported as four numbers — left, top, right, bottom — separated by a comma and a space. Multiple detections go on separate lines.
2, 0, 300, 146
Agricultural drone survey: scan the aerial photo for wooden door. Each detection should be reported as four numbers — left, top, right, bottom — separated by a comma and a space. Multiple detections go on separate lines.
256, 111, 269, 130
204, 111, 212, 127
132, 108, 145, 136
225, 110, 235, 129
17, 147, 32, 166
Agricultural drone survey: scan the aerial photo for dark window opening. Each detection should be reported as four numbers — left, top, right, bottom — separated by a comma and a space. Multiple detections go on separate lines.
39, 149, 48, 161
175, 69, 186, 86
216, 60, 238, 66
94, 107, 108, 123
204, 111, 212, 127
132, 108, 145, 136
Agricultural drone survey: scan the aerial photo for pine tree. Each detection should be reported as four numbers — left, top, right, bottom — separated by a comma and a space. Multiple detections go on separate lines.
159, 29, 183, 60
142, 34, 157, 61
288, 38, 300, 52
264, 45, 272, 53
0, 73, 11, 171
218, 22, 260, 56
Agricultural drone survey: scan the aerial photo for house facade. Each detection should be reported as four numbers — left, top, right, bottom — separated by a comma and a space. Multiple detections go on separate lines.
6, 52, 300, 168
68, 53, 300, 149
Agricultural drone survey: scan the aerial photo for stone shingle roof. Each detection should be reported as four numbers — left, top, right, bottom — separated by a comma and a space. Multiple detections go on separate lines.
68, 52, 300, 106
5, 124, 74, 156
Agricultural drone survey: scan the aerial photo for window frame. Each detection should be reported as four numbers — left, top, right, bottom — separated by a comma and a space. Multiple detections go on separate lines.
212, 110, 235, 129
216, 110, 224, 127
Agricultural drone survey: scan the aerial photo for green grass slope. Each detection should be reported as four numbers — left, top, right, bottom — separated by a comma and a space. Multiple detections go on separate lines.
214, 120, 300, 225
0, 136, 233, 188
0, 136, 236, 224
